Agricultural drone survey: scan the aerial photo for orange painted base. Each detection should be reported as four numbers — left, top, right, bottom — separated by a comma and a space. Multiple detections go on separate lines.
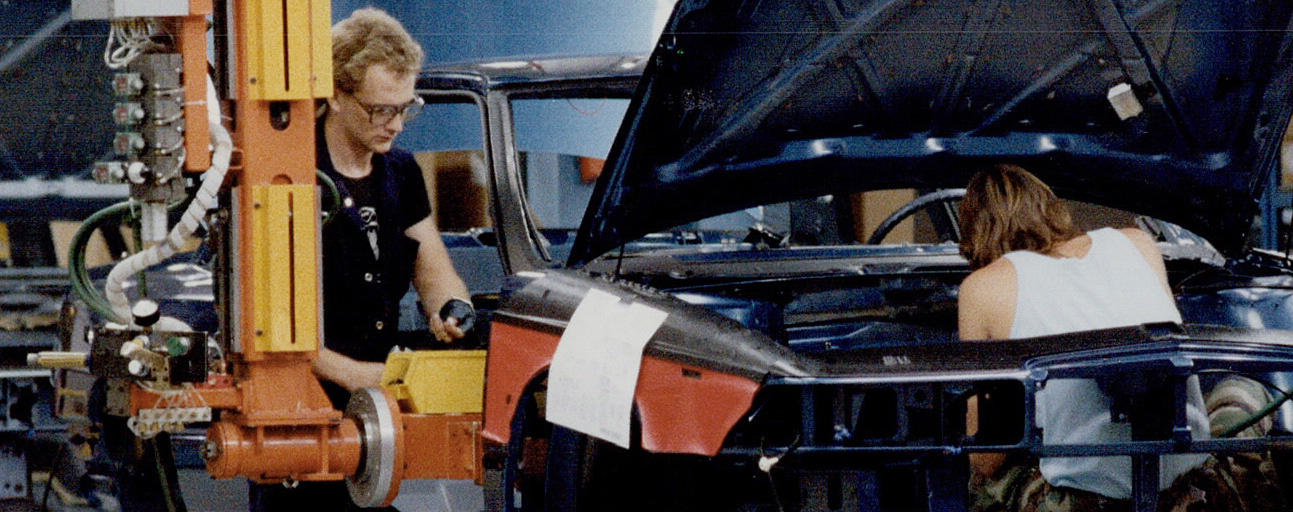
401, 413, 484, 482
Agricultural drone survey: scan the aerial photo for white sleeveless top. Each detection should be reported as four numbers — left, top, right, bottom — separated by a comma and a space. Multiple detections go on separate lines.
1003, 227, 1208, 498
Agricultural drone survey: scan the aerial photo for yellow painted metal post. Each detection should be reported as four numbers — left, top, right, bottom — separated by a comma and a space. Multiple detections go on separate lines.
232, 0, 332, 356
250, 185, 318, 353
243, 0, 331, 100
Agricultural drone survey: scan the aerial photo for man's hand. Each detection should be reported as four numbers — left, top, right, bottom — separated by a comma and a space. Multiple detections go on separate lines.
429, 308, 466, 343
406, 217, 472, 343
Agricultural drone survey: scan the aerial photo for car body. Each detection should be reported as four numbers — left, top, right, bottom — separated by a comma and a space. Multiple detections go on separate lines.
464, 1, 1293, 511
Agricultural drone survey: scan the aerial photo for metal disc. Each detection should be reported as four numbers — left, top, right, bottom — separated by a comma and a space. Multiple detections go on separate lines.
345, 387, 403, 507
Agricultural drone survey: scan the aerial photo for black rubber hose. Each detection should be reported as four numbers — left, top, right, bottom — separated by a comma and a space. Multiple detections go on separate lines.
149, 433, 188, 512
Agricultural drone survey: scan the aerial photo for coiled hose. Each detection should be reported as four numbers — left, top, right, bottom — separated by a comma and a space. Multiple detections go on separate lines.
101, 121, 232, 325
70, 131, 337, 324
68, 202, 134, 324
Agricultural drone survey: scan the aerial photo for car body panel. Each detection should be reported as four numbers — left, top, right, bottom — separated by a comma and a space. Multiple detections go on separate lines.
481, 315, 761, 457
572, 0, 1293, 264
481, 269, 806, 455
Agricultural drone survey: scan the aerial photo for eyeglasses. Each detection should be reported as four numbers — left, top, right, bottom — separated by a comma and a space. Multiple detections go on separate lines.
347, 93, 424, 125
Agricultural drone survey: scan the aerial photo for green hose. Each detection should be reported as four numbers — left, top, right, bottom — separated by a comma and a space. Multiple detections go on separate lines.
129, 203, 148, 299
317, 168, 340, 226
1218, 381, 1293, 438
68, 201, 133, 324
69, 198, 195, 323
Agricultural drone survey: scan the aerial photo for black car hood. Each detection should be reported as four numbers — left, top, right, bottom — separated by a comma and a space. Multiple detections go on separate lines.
571, 0, 1293, 266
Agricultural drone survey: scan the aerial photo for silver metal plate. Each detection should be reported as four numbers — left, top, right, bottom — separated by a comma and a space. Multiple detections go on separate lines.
344, 387, 398, 508
0, 438, 28, 499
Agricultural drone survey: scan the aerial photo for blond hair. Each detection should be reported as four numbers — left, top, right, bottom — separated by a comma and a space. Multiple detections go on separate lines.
958, 164, 1080, 269
332, 7, 423, 94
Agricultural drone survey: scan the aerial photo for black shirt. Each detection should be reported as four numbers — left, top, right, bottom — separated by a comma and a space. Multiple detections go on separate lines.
316, 121, 431, 365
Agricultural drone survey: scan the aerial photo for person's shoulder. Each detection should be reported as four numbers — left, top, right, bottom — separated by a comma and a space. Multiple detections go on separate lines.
964, 257, 1015, 288
958, 258, 1017, 340
1113, 227, 1161, 255
1114, 226, 1154, 244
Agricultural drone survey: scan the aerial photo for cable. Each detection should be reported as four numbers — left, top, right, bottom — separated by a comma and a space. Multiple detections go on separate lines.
104, 119, 232, 324
39, 437, 67, 512
316, 168, 341, 226
1198, 370, 1293, 438
68, 201, 134, 323
69, 198, 189, 323
149, 434, 188, 512
103, 19, 159, 70
130, 203, 149, 298
758, 434, 799, 512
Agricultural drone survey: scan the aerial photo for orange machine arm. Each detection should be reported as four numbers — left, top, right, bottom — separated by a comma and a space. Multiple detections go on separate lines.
181, 2, 484, 506
194, 0, 355, 485
40, 2, 489, 506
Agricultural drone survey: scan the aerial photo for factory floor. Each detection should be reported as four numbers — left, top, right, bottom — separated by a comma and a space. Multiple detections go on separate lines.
13, 470, 486, 512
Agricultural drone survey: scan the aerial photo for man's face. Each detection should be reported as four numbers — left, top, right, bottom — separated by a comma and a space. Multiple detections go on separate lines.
333, 64, 418, 154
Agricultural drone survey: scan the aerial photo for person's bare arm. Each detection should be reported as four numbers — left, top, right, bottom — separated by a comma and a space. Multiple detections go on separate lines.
313, 347, 386, 391
957, 262, 1016, 341
405, 216, 471, 342
958, 261, 1017, 478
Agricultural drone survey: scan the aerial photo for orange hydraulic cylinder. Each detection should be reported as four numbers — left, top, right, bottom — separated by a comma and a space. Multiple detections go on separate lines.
205, 420, 362, 483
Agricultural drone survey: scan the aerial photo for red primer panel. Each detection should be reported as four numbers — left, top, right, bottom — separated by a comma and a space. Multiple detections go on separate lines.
635, 357, 760, 456
481, 322, 559, 444
482, 321, 761, 457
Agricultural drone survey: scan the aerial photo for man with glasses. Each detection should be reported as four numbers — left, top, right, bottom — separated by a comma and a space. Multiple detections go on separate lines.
311, 6, 471, 404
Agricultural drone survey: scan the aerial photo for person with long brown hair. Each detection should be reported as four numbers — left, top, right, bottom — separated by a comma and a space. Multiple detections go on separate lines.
958, 164, 1282, 511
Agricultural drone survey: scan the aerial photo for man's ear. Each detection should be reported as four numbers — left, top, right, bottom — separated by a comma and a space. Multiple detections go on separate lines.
326, 96, 342, 113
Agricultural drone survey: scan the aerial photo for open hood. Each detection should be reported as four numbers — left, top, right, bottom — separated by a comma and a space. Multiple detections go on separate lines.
571, 0, 1293, 266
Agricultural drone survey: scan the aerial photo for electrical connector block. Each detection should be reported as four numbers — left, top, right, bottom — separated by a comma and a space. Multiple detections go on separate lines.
92, 161, 128, 184
112, 132, 145, 156
128, 407, 213, 438
112, 73, 143, 96
138, 407, 212, 424
112, 102, 145, 125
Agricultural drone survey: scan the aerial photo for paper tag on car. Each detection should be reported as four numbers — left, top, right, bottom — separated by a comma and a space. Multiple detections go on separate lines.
546, 287, 667, 448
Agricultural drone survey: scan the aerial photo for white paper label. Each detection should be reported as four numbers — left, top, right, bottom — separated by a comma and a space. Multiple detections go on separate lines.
546, 288, 668, 448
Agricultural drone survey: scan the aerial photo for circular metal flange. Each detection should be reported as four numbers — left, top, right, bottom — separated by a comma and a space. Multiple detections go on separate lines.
345, 387, 405, 508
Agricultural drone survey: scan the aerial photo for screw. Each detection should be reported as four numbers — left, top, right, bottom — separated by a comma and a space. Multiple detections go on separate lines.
200, 440, 220, 460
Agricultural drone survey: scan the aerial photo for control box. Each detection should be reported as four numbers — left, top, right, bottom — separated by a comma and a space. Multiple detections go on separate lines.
72, 0, 188, 19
